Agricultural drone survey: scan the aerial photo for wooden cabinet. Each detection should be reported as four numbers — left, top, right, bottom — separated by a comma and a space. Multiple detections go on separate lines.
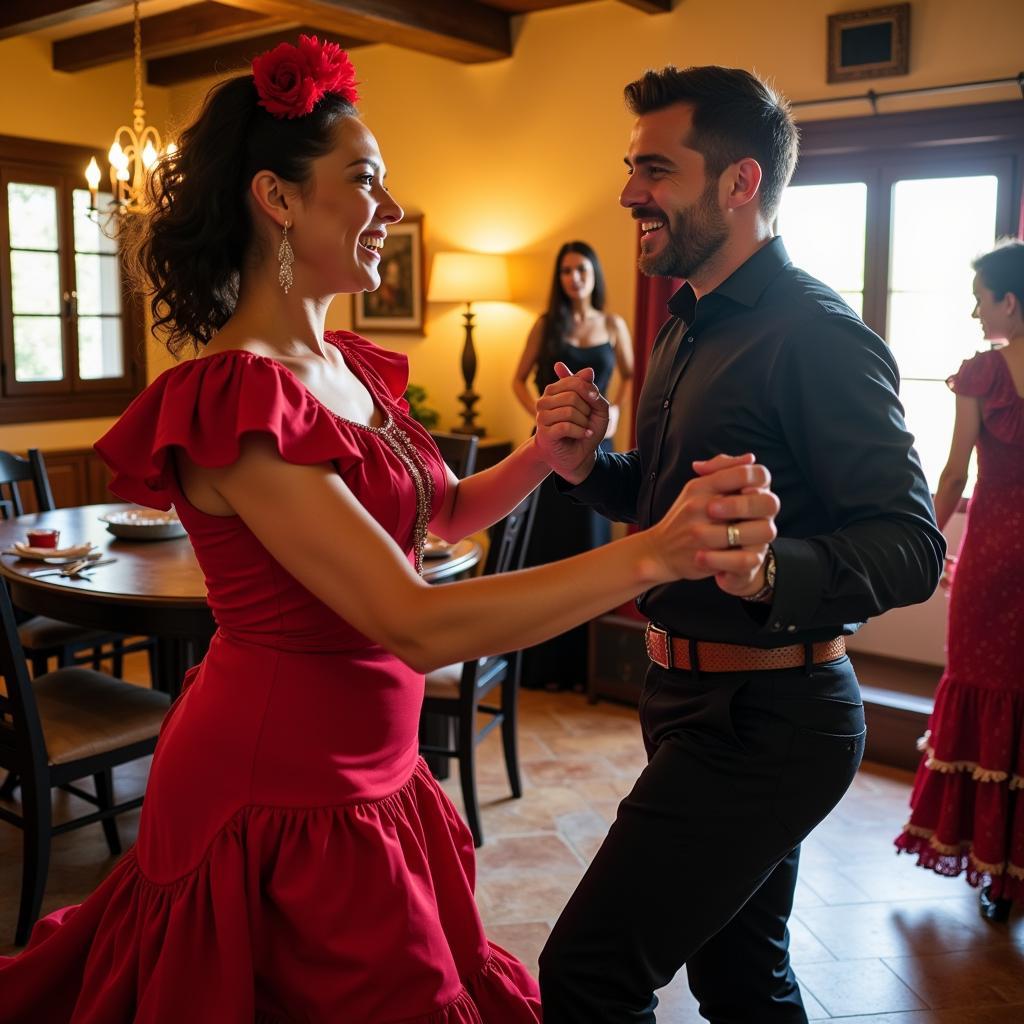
587, 613, 649, 706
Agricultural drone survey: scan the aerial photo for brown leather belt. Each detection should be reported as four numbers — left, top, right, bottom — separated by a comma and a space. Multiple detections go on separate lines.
644, 623, 846, 674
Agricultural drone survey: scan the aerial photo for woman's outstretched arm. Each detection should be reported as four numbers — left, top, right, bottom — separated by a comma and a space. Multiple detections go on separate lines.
430, 367, 606, 543
511, 317, 545, 417
204, 437, 777, 672
606, 313, 635, 441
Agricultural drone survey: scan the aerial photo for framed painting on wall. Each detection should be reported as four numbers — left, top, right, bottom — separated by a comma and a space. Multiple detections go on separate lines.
827, 4, 910, 84
352, 214, 424, 333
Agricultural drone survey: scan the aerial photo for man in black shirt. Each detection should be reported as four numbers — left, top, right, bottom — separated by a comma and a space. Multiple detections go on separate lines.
535, 66, 944, 1023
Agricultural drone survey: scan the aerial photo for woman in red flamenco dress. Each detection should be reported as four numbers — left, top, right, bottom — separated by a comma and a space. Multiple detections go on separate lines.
0, 38, 782, 1022
895, 241, 1024, 923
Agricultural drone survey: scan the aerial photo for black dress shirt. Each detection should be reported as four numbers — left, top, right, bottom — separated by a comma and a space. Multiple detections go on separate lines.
566, 237, 945, 645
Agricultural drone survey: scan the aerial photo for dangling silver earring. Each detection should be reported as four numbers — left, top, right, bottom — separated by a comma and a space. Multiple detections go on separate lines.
278, 221, 294, 294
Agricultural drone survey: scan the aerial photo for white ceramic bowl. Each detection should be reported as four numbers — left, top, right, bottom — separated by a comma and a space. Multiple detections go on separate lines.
99, 508, 187, 541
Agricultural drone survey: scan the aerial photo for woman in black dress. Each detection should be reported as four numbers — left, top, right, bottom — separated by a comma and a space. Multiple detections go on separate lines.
512, 241, 634, 690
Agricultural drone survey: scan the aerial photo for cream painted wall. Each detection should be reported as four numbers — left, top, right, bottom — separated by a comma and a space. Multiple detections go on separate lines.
0, 36, 172, 150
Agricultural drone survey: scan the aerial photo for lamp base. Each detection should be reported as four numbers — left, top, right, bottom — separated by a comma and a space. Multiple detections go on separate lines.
453, 389, 486, 436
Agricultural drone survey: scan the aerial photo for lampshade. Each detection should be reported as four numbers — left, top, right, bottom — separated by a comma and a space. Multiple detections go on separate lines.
428, 251, 510, 304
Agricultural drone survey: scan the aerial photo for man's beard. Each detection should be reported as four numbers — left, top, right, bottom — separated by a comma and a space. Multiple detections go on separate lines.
638, 179, 728, 280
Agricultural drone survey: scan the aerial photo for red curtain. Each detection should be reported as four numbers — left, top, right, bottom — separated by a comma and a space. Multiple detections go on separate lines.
629, 231, 682, 446
612, 236, 681, 619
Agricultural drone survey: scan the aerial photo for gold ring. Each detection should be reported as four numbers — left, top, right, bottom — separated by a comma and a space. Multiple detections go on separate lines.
726, 523, 741, 548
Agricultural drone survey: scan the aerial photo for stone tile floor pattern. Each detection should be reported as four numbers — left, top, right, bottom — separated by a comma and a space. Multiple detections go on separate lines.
2, 682, 1023, 1021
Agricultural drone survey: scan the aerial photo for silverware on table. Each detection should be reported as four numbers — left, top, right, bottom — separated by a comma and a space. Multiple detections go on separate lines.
28, 557, 117, 579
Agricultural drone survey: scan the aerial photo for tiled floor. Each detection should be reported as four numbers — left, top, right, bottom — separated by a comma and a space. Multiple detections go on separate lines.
2, 682, 1022, 1021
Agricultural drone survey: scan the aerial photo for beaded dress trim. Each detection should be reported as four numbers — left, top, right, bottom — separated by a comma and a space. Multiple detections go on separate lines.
324, 347, 434, 576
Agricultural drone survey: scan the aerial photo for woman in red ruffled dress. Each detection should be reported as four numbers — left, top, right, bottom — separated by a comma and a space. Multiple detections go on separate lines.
0, 38, 782, 1022
895, 241, 1024, 922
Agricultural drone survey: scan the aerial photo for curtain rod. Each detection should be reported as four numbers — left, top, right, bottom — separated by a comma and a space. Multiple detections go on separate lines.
791, 72, 1024, 114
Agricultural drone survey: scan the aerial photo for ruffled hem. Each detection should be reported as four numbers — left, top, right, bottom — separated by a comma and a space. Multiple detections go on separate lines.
403, 948, 542, 1024
895, 826, 1024, 903
0, 759, 541, 1024
252, 947, 541, 1024
916, 673, 1024, 783
896, 674, 1024, 905
947, 349, 1024, 446
916, 729, 1024, 786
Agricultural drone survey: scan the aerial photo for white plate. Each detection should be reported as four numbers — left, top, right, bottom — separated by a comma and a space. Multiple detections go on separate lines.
5, 542, 96, 562
99, 508, 187, 541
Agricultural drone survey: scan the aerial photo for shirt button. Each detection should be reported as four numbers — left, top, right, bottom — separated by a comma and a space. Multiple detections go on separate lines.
787, 625, 797, 633
686, 336, 694, 344
662, 400, 670, 409
772, 622, 782, 631
649, 471, 656, 481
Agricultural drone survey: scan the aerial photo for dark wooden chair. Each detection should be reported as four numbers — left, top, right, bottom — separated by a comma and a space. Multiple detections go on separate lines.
0, 449, 158, 801
418, 490, 539, 847
0, 578, 170, 945
430, 431, 479, 479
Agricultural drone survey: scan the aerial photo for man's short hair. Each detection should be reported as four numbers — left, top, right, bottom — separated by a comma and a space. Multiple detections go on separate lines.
624, 66, 799, 221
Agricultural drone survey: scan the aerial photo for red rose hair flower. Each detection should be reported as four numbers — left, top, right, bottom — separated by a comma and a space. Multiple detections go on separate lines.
252, 35, 359, 119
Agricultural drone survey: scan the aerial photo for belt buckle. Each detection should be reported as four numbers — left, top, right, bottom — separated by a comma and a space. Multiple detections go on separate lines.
646, 623, 673, 670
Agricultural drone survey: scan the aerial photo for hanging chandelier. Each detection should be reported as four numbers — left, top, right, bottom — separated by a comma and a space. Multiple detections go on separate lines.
84, 0, 174, 215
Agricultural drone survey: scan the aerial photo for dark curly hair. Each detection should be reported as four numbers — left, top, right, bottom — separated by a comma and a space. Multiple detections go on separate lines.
121, 74, 357, 357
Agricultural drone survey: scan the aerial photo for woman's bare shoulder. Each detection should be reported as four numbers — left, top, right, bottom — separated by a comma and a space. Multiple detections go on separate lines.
606, 311, 630, 340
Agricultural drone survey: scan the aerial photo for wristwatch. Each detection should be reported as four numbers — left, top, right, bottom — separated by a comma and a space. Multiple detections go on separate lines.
745, 545, 776, 604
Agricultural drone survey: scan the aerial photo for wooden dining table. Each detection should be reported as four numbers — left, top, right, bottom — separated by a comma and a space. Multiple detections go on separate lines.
0, 503, 482, 698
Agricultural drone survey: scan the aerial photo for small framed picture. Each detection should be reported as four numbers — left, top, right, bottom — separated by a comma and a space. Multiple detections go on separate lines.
827, 4, 910, 84
352, 214, 424, 334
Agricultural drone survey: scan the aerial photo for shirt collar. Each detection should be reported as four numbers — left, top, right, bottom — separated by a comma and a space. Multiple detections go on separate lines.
667, 236, 792, 323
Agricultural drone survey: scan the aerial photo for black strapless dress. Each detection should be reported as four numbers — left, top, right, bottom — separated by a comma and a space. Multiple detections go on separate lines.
523, 340, 616, 691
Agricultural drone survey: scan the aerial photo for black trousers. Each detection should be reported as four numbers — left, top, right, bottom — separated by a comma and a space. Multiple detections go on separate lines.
539, 654, 866, 1023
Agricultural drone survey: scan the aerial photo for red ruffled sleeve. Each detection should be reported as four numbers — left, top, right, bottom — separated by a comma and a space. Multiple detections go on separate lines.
947, 349, 1024, 446
331, 330, 411, 414
947, 350, 998, 398
94, 351, 366, 511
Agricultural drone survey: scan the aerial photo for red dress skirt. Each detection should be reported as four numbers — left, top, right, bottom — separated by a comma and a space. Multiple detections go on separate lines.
0, 333, 542, 1023
895, 349, 1024, 901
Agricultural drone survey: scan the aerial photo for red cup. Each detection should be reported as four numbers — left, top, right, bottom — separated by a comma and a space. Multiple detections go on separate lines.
26, 529, 60, 549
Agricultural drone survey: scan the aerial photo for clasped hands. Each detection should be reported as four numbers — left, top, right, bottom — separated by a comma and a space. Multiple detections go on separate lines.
533, 363, 780, 598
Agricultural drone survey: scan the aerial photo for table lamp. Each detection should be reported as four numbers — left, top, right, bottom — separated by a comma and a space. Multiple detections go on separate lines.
428, 251, 510, 436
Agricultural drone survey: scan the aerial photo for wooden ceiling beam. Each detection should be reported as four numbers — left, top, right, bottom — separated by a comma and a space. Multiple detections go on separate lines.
214, 0, 511, 63
53, 3, 279, 73
0, 0, 129, 39
617, 0, 674, 12
146, 26, 364, 86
